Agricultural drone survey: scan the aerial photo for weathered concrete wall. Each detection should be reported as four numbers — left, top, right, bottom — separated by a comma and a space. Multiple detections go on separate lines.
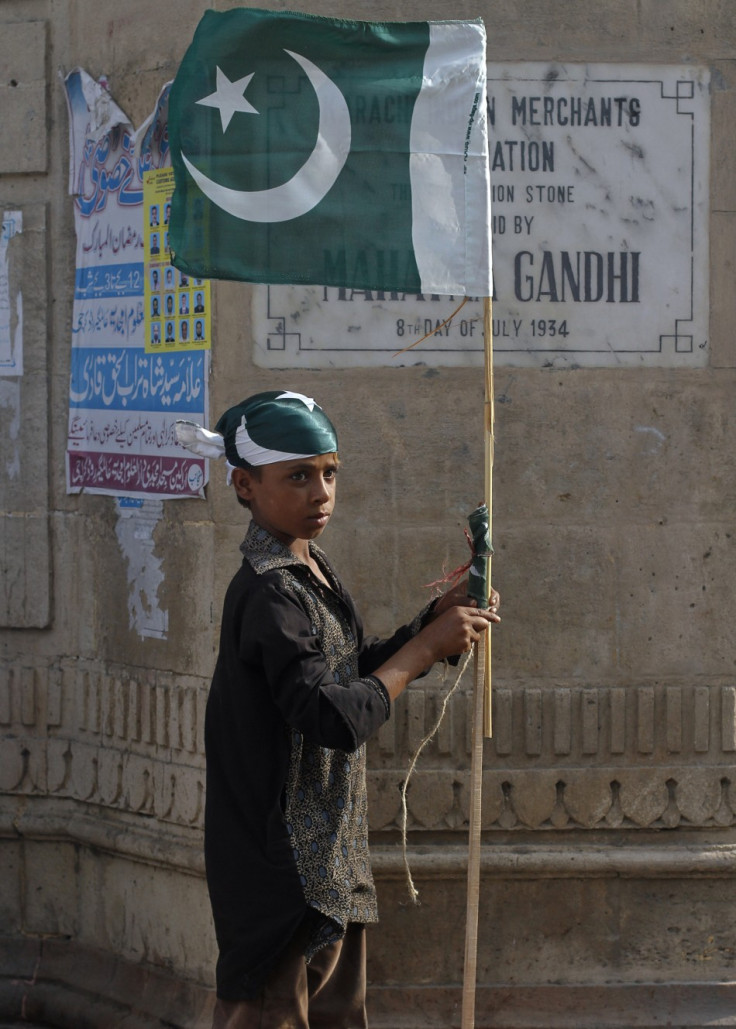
1, 1, 735, 1027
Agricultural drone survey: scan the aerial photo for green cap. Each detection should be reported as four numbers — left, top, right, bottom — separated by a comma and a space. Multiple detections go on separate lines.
215, 390, 338, 468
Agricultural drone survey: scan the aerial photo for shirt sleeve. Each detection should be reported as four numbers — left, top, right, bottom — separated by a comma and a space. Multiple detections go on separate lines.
239, 580, 391, 752
355, 599, 437, 677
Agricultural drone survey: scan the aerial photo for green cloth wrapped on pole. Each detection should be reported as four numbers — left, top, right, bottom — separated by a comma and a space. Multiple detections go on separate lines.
466, 503, 492, 609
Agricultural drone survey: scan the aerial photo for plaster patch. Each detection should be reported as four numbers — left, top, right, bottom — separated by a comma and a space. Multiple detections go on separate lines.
0, 210, 23, 376
0, 379, 21, 478
635, 425, 667, 455
115, 497, 169, 639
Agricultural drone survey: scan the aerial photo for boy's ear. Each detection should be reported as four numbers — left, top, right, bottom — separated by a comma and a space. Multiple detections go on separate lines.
231, 467, 255, 502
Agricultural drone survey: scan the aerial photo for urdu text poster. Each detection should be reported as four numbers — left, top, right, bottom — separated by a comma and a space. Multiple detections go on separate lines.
65, 71, 208, 498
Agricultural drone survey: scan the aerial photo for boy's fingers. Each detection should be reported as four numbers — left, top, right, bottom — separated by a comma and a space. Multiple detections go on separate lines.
469, 608, 499, 627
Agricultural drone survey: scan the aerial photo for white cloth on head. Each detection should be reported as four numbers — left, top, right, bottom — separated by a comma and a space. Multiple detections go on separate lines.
233, 416, 315, 468
175, 420, 225, 460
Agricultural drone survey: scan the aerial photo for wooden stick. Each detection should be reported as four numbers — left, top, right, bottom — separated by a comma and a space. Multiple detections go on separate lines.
461, 298, 495, 1029
483, 295, 494, 738
461, 633, 486, 1029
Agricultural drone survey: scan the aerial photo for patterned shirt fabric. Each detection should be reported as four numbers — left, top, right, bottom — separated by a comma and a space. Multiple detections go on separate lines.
205, 521, 428, 1001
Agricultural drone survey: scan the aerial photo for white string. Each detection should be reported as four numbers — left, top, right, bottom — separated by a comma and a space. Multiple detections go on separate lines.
399, 650, 474, 904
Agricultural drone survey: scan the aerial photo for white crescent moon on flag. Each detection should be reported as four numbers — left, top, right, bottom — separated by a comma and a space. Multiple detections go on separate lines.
181, 50, 351, 223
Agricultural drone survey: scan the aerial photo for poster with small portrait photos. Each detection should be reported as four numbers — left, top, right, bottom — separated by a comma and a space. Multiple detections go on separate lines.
144, 168, 211, 353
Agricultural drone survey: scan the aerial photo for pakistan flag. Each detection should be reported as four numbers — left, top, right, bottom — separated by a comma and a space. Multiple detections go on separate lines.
168, 8, 491, 296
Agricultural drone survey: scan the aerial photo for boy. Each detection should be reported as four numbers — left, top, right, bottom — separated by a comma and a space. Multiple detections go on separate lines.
176, 391, 499, 1029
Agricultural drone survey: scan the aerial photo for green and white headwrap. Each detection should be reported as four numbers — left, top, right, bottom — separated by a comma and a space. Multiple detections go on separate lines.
175, 390, 338, 482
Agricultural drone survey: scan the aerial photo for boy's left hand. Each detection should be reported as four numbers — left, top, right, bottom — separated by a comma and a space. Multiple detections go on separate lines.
431, 578, 500, 622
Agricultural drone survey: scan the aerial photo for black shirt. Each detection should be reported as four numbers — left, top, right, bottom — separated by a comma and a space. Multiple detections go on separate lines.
205, 522, 428, 1000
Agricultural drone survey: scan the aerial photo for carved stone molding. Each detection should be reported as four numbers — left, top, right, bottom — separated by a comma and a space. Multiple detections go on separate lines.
0, 659, 207, 828
3, 796, 736, 882
371, 767, 736, 831
375, 680, 736, 767
1, 659, 734, 833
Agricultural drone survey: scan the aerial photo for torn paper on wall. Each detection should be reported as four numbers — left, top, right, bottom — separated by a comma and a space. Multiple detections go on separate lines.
115, 497, 169, 639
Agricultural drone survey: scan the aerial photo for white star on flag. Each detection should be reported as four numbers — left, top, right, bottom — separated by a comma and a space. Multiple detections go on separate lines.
196, 66, 258, 132
277, 391, 316, 410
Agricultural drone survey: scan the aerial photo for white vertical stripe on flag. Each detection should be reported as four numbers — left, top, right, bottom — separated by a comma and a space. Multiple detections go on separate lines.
410, 20, 492, 297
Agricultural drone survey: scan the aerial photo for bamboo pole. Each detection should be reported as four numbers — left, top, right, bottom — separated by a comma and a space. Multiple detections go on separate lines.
461, 297, 494, 1029
483, 295, 494, 738
460, 633, 487, 1029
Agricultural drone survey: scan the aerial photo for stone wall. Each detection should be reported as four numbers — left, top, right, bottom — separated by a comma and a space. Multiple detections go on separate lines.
1, 1, 735, 1027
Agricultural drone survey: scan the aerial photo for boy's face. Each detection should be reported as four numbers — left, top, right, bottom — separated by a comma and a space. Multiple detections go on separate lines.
232, 453, 339, 546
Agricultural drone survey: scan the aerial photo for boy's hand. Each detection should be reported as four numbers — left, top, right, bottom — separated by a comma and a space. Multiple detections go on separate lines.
417, 603, 498, 665
373, 596, 499, 702
430, 578, 500, 620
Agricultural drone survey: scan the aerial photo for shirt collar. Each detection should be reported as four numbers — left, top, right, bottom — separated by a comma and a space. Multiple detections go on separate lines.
240, 520, 329, 578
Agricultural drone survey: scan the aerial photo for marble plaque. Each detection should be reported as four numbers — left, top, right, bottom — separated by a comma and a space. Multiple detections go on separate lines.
254, 64, 709, 370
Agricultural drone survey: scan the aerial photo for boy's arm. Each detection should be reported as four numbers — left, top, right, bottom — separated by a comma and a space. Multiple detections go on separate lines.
241, 578, 499, 751
370, 603, 498, 703
244, 581, 392, 753
357, 578, 500, 681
